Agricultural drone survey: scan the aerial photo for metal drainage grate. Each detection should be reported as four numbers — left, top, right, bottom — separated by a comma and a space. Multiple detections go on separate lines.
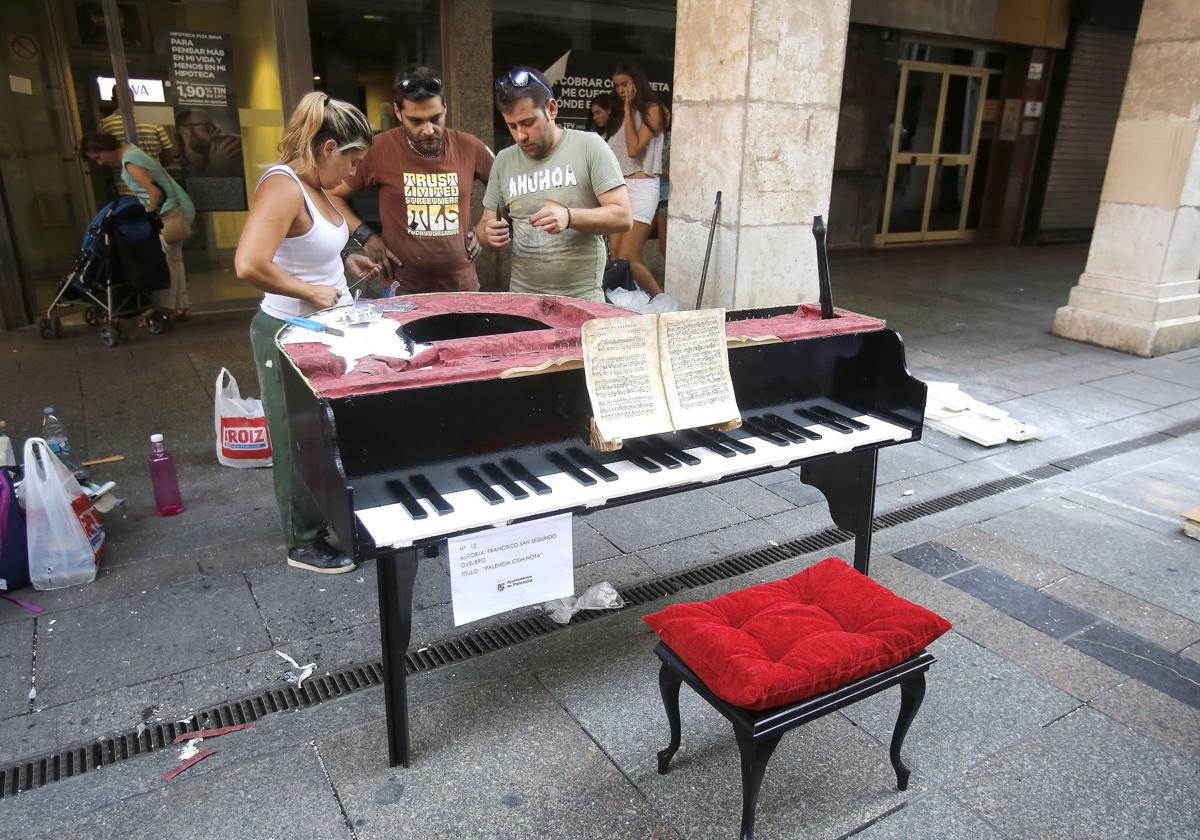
1, 423, 1190, 796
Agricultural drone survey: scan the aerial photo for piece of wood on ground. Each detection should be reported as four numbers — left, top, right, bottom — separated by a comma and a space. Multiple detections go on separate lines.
1182, 506, 1200, 541
162, 746, 215, 782
171, 722, 256, 745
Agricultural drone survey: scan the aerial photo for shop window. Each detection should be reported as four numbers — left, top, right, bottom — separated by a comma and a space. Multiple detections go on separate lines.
308, 0, 441, 132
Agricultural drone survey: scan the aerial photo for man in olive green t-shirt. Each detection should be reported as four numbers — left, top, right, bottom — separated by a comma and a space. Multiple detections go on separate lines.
478, 67, 631, 301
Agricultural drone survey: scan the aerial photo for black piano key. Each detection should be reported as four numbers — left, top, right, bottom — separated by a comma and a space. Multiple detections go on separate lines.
755, 415, 806, 443
742, 418, 791, 447
567, 447, 619, 482
630, 439, 682, 469
810, 405, 869, 431
409, 474, 455, 515
457, 466, 504, 505
501, 457, 553, 496
547, 451, 597, 486
652, 435, 702, 466
481, 462, 529, 500
705, 428, 756, 455
385, 478, 428, 520
795, 407, 853, 434
765, 412, 822, 441
622, 446, 662, 473
686, 429, 737, 458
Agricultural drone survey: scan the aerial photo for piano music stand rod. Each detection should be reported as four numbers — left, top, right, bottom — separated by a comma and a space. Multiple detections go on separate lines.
694, 191, 722, 310
813, 215, 836, 320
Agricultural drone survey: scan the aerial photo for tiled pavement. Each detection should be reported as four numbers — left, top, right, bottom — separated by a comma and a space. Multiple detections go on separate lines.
1, 243, 1198, 838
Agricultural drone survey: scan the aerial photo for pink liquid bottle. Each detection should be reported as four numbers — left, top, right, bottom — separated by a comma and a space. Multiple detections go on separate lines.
147, 433, 184, 516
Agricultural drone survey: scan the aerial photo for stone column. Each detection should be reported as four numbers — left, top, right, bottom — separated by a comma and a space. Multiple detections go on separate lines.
272, 0, 314, 116
1053, 0, 1200, 356
441, 0, 506, 289
666, 0, 851, 309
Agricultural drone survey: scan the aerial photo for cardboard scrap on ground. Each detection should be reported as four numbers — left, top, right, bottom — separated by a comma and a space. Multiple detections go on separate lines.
925, 381, 1038, 447
1182, 507, 1200, 541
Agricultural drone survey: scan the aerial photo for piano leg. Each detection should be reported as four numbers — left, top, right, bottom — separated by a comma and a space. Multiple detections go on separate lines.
377, 546, 419, 767
799, 449, 879, 575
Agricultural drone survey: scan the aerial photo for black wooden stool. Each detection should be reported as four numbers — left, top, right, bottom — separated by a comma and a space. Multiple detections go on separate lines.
654, 642, 934, 840
641, 558, 951, 840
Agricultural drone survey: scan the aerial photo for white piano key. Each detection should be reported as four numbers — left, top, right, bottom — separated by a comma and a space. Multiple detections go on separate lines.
356, 402, 914, 549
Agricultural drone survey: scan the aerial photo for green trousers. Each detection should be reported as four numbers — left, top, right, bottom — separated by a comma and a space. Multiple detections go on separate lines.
250, 310, 325, 550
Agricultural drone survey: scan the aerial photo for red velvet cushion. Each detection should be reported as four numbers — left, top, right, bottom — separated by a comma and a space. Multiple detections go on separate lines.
643, 557, 952, 710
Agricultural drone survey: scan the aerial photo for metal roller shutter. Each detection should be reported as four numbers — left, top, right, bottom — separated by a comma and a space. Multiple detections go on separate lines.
1037, 24, 1133, 242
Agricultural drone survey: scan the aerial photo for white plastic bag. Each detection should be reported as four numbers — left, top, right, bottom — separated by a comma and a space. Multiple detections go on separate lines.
22, 438, 103, 590
214, 368, 273, 468
605, 287, 683, 315
543, 581, 625, 624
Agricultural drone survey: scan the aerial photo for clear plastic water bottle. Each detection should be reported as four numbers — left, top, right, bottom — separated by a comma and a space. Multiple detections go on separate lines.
42, 407, 71, 457
147, 434, 184, 516
42, 407, 89, 481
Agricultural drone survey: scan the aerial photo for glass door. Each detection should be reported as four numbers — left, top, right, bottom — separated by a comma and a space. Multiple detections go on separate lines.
0, 0, 94, 316
877, 62, 992, 244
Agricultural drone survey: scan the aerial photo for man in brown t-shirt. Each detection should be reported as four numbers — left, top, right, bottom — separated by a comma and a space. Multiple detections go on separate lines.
331, 66, 494, 293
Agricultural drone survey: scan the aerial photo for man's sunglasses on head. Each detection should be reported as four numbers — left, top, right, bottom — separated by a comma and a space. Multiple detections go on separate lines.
398, 75, 443, 95
495, 68, 554, 97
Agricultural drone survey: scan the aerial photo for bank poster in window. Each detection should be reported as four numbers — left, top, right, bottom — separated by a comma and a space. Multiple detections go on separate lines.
542, 50, 674, 133
169, 30, 247, 211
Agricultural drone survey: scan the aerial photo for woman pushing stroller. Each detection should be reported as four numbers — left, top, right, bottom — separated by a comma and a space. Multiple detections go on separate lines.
79, 132, 195, 321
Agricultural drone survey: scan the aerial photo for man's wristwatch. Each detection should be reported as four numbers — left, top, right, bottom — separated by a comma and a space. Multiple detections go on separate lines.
351, 223, 375, 246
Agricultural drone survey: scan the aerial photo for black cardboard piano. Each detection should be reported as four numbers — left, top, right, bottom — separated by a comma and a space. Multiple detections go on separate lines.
279, 291, 926, 767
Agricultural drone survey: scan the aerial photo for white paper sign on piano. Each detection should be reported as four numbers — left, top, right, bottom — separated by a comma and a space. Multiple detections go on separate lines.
447, 513, 574, 626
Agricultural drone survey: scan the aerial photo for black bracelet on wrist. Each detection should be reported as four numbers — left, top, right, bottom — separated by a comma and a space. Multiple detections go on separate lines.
565, 207, 572, 230
351, 222, 375, 246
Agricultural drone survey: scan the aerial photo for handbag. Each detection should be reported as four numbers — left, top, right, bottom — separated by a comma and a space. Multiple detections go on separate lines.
0, 467, 30, 592
22, 438, 102, 590
214, 368, 273, 468
159, 208, 194, 244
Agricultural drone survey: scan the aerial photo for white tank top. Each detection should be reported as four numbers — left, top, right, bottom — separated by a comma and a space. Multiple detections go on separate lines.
255, 164, 352, 320
606, 111, 664, 177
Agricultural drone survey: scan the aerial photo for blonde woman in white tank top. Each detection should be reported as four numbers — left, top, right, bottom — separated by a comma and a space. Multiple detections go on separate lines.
234, 92, 377, 575
609, 64, 669, 298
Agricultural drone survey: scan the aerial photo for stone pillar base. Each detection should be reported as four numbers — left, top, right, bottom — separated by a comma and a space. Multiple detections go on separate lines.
1052, 305, 1200, 357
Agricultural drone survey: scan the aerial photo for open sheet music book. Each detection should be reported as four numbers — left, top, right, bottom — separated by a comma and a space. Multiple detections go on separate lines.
581, 309, 741, 447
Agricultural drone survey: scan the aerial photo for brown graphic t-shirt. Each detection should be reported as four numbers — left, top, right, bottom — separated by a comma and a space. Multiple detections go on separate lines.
349, 127, 493, 292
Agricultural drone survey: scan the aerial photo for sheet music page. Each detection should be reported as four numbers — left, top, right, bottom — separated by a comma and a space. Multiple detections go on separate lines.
582, 315, 673, 442
658, 309, 741, 431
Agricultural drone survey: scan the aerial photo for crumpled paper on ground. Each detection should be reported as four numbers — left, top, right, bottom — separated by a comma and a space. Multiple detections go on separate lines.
543, 582, 626, 624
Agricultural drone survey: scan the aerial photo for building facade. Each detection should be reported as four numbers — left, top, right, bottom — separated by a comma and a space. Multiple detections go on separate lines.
0, 0, 1195, 354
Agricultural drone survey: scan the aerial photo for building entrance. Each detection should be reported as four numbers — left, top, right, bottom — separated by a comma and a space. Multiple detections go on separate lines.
0, 1, 95, 319
877, 61, 997, 245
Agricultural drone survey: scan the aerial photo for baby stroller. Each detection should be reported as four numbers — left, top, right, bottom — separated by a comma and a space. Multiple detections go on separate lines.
40, 196, 173, 346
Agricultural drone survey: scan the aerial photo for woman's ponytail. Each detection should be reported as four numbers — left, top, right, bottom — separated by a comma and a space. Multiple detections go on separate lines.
277, 91, 372, 172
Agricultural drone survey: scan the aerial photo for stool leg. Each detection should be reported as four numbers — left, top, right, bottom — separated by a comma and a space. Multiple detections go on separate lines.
890, 672, 926, 790
657, 663, 684, 774
735, 727, 781, 840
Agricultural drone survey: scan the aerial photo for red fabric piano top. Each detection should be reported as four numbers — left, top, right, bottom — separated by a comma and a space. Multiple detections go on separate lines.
282, 293, 886, 399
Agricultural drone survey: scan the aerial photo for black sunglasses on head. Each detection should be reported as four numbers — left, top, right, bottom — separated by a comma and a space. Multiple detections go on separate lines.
397, 75, 443, 95
494, 68, 554, 97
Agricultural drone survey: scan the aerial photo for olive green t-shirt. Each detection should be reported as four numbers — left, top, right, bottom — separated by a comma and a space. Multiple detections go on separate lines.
483, 129, 624, 301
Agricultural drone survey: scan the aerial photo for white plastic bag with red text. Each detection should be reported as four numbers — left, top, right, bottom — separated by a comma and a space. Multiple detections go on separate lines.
214, 368, 273, 468
22, 438, 102, 590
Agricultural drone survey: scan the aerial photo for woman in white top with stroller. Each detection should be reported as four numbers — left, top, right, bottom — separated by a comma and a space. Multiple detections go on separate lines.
234, 92, 380, 574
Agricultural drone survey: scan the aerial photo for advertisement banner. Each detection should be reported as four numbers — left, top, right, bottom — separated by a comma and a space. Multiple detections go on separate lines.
168, 30, 247, 211
543, 50, 674, 133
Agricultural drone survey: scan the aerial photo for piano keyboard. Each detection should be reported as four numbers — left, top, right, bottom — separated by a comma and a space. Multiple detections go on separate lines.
355, 400, 914, 549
